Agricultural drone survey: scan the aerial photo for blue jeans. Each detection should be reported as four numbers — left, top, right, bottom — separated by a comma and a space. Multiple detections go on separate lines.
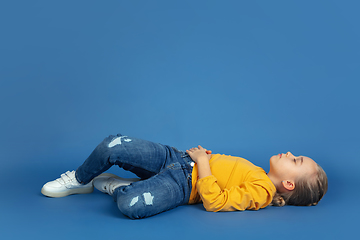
75, 134, 194, 219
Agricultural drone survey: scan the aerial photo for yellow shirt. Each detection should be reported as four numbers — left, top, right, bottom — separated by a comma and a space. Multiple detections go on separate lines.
188, 154, 276, 212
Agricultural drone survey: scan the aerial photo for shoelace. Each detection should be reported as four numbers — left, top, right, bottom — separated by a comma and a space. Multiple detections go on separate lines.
104, 178, 117, 195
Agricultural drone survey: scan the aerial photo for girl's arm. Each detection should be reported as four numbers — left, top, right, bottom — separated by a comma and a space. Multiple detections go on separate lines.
186, 145, 212, 179
187, 146, 275, 212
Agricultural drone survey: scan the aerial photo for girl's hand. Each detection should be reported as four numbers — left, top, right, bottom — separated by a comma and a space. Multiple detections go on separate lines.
186, 145, 212, 163
186, 145, 213, 179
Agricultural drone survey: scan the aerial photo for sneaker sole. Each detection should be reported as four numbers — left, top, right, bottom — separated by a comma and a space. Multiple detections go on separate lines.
41, 185, 94, 198
94, 173, 140, 194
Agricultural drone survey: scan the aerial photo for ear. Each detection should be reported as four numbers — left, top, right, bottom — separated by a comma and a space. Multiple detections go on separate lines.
282, 180, 295, 191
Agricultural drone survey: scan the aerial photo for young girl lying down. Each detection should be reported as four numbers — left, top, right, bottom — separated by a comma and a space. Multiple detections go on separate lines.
41, 134, 328, 219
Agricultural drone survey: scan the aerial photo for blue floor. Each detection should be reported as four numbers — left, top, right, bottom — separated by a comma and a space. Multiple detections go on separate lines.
1, 1, 359, 239
1, 142, 358, 239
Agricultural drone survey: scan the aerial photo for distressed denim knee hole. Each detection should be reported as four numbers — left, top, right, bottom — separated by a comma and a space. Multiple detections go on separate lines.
108, 136, 132, 148
116, 190, 157, 219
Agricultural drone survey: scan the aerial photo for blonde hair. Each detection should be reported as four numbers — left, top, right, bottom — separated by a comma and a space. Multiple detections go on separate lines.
271, 163, 328, 207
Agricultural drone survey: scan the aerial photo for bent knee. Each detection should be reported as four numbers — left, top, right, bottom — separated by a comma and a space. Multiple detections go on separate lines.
117, 192, 155, 219
107, 134, 132, 148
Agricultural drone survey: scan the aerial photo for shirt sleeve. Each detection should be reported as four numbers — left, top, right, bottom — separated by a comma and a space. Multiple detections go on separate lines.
196, 175, 274, 212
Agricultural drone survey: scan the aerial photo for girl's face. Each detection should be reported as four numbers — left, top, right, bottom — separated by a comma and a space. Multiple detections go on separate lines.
269, 152, 317, 183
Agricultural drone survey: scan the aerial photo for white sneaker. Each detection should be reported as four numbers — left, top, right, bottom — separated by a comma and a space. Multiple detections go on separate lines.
93, 173, 140, 196
41, 170, 93, 198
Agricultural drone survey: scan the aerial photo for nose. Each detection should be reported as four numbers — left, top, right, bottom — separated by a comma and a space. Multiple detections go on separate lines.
286, 152, 294, 157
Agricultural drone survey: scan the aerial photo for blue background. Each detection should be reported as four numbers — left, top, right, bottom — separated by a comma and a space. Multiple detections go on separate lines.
1, 0, 359, 239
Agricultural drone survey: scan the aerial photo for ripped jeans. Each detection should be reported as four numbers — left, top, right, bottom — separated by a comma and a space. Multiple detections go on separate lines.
75, 134, 194, 219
